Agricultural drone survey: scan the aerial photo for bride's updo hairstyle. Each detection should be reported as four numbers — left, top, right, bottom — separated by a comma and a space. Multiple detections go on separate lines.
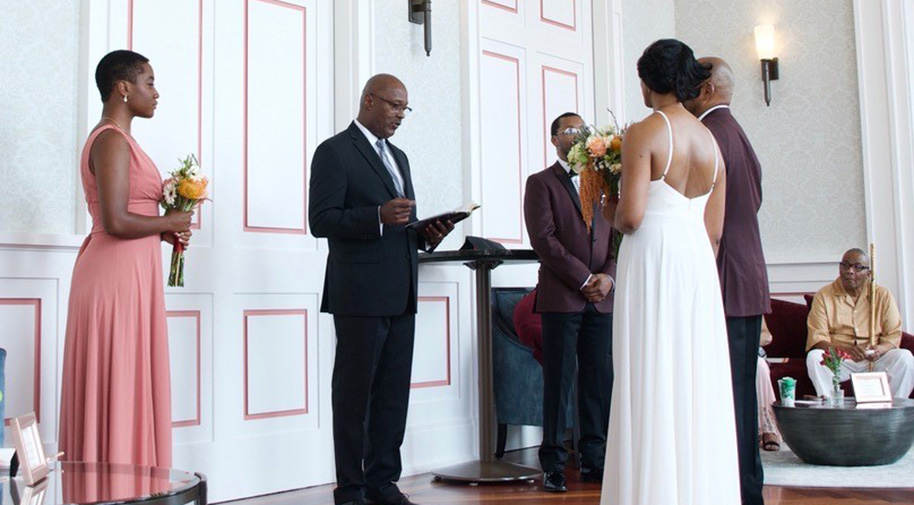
637, 39, 711, 102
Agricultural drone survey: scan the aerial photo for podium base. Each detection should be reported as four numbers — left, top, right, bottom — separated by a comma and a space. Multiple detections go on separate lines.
431, 460, 540, 483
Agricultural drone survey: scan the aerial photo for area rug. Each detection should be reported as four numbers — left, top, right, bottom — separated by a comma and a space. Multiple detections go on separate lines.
761, 444, 914, 488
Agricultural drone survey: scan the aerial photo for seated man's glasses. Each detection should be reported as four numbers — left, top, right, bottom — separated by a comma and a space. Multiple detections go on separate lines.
839, 261, 870, 272
557, 127, 581, 137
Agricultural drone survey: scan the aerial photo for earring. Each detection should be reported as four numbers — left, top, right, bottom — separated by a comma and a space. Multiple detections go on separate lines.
123, 94, 128, 103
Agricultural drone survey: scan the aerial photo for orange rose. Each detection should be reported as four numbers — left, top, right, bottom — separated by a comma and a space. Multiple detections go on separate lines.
610, 135, 622, 152
586, 136, 607, 157
178, 178, 208, 200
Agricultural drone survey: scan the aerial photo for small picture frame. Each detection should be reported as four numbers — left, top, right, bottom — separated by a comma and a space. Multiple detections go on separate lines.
13, 478, 49, 505
851, 372, 893, 404
10, 413, 49, 486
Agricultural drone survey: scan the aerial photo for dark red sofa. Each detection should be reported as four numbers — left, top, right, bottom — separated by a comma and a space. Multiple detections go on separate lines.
762, 297, 914, 399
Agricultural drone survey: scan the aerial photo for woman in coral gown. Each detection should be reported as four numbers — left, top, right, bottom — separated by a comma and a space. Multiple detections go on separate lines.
59, 50, 193, 468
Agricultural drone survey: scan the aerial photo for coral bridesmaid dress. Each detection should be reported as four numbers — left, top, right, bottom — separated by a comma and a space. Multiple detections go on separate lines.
59, 124, 172, 468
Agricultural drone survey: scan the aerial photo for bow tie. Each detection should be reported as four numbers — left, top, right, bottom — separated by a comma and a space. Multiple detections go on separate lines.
567, 170, 578, 179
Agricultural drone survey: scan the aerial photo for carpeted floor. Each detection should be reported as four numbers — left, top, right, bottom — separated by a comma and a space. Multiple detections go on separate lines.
762, 444, 914, 488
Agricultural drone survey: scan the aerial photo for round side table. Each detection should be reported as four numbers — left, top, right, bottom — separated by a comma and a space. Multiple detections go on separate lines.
773, 398, 914, 466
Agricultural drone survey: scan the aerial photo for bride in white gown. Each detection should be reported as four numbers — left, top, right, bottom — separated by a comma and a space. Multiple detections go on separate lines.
601, 39, 741, 505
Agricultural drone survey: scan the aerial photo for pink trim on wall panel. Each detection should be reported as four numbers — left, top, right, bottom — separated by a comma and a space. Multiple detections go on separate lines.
481, 0, 518, 13
540, 0, 577, 31
411, 296, 452, 389
128, 0, 205, 231
0, 299, 41, 426
167, 310, 202, 428
243, 309, 309, 420
541, 65, 579, 169
127, 0, 134, 50
481, 50, 525, 244
243, 0, 309, 235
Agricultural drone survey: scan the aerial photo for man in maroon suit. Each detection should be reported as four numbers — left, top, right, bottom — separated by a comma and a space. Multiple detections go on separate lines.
523, 112, 615, 493
686, 58, 770, 505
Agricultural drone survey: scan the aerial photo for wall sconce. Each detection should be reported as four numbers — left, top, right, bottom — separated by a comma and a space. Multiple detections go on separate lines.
409, 0, 432, 57
754, 25, 779, 106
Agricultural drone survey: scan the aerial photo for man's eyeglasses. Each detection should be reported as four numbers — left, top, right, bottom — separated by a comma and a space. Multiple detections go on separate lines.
557, 127, 581, 137
839, 261, 870, 272
372, 95, 413, 116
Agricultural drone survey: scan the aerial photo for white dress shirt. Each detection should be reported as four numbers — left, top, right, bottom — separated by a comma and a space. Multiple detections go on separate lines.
354, 119, 405, 235
697, 104, 730, 122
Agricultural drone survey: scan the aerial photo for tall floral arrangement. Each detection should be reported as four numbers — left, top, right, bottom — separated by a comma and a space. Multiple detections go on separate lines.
566, 113, 626, 256
161, 154, 208, 287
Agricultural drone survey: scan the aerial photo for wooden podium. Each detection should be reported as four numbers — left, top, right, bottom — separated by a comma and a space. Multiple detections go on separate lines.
419, 249, 541, 482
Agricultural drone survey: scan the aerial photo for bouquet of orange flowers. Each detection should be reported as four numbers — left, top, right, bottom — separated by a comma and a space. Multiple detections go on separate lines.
161, 154, 208, 287
567, 119, 626, 232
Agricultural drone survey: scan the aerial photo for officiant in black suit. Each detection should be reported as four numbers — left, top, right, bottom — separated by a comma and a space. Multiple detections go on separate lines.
309, 74, 453, 505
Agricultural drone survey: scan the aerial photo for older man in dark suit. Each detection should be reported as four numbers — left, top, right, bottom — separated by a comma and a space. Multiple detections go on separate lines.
685, 58, 770, 505
523, 112, 615, 493
309, 74, 452, 505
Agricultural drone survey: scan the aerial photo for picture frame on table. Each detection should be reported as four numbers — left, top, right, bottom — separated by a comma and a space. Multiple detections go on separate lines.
12, 478, 49, 505
10, 413, 49, 486
851, 372, 893, 404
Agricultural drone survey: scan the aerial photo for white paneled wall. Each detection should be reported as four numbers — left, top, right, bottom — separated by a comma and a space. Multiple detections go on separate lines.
2, 1, 912, 504
474, 0, 593, 248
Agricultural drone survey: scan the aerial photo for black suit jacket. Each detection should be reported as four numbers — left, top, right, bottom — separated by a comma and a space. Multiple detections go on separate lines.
309, 122, 427, 316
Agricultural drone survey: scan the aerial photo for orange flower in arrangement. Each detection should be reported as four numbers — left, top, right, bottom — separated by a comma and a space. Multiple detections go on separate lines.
586, 136, 608, 157
178, 178, 208, 200
161, 154, 208, 287
610, 135, 622, 153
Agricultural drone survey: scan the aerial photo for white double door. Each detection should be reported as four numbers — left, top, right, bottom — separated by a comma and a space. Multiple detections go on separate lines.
83, 0, 332, 500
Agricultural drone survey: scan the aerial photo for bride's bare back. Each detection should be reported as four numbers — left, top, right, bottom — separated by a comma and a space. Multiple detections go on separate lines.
613, 103, 727, 254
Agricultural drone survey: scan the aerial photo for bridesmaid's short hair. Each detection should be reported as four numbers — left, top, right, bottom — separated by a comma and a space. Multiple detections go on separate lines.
95, 50, 150, 102
637, 39, 711, 102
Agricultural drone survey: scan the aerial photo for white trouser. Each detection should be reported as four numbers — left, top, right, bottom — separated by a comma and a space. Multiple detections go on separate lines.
807, 348, 914, 399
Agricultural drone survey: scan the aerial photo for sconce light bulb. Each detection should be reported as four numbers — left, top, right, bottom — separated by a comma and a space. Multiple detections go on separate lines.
755, 25, 776, 60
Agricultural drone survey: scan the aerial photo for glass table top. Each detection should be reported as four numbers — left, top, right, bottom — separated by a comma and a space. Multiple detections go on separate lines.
1, 461, 200, 505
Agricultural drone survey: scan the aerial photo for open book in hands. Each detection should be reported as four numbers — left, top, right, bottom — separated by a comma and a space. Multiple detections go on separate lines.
406, 202, 481, 234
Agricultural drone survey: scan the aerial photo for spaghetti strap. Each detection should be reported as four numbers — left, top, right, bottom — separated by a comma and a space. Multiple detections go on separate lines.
656, 111, 674, 180
707, 128, 719, 187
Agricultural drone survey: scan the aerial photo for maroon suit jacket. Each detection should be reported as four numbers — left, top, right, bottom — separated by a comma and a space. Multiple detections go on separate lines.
523, 162, 615, 313
703, 107, 771, 317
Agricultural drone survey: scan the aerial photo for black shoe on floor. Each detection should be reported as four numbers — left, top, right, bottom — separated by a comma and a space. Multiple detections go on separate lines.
543, 470, 567, 493
366, 488, 417, 505
580, 467, 604, 483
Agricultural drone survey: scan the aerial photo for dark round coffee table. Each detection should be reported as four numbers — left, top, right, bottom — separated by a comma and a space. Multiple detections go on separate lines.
5, 461, 206, 505
773, 398, 914, 466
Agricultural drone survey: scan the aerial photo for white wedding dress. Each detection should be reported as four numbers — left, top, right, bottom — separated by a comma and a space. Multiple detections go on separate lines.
601, 111, 741, 505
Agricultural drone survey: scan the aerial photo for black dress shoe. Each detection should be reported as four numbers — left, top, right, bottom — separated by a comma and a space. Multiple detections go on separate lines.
580, 467, 604, 483
543, 470, 567, 492
365, 489, 417, 505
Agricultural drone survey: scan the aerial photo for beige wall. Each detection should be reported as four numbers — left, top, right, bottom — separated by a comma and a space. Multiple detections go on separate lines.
372, 0, 464, 219
0, 1, 81, 234
675, 0, 865, 261
621, 0, 676, 122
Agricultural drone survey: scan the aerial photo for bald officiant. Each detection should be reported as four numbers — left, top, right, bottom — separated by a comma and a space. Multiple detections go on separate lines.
310, 74, 453, 505
685, 58, 769, 505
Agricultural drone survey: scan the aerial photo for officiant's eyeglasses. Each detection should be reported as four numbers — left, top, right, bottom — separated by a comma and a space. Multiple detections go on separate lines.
839, 261, 870, 272
372, 95, 413, 116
